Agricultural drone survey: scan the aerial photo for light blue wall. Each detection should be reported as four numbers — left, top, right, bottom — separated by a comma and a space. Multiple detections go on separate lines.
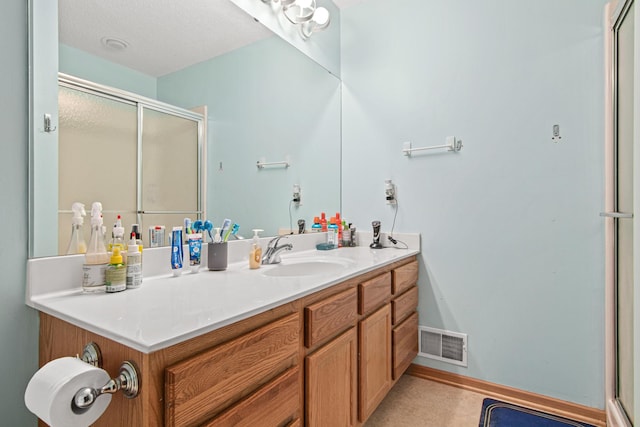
341, 0, 607, 408
59, 43, 157, 99
157, 36, 341, 236
2, 0, 39, 425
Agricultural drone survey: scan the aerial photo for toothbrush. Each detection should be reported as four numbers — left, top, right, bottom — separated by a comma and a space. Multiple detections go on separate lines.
193, 219, 203, 233
203, 220, 213, 242
230, 223, 240, 240
184, 218, 192, 235
219, 218, 232, 240
222, 224, 238, 242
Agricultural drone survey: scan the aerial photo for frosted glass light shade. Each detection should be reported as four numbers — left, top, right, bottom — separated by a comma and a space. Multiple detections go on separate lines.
300, 7, 330, 39
283, 0, 316, 24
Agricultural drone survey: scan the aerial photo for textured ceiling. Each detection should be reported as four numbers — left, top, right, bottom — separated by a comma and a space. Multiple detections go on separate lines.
58, 0, 274, 77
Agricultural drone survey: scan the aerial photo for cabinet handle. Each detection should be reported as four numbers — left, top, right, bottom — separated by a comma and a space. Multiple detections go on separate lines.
599, 212, 633, 219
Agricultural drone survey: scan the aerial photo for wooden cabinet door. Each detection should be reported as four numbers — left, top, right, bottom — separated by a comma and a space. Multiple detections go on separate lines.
306, 327, 357, 427
358, 304, 392, 422
392, 311, 418, 380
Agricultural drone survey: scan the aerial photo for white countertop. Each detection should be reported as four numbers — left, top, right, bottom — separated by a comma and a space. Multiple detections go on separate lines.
28, 245, 419, 353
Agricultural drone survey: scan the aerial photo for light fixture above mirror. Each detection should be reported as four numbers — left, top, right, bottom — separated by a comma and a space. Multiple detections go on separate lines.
261, 0, 331, 39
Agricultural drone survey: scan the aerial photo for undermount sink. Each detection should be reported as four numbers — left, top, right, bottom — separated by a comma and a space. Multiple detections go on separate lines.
262, 257, 354, 278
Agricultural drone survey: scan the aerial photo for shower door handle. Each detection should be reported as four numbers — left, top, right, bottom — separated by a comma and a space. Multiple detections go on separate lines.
600, 212, 634, 219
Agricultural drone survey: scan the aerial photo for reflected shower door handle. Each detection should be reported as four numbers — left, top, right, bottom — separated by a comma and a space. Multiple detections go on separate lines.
599, 212, 634, 219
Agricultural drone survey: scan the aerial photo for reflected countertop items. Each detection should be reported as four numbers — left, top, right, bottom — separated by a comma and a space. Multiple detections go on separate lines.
27, 236, 420, 354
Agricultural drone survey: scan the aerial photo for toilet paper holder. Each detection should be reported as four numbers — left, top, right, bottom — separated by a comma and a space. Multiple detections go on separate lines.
72, 342, 140, 414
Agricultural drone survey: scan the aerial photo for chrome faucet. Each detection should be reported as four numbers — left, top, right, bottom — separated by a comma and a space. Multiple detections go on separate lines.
262, 235, 293, 265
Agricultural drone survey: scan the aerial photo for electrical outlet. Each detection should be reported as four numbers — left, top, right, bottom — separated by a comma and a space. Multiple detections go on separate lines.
385, 179, 396, 205
293, 184, 301, 206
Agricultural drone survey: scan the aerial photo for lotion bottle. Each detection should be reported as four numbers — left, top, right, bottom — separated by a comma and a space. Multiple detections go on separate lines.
249, 229, 263, 269
126, 237, 142, 289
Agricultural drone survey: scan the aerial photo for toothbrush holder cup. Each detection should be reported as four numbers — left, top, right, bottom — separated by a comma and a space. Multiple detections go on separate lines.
207, 242, 228, 271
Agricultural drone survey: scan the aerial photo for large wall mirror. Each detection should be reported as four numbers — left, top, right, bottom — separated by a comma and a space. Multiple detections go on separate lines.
29, 0, 342, 258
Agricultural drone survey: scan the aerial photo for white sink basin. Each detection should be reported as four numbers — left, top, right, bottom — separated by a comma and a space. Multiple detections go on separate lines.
262, 257, 354, 278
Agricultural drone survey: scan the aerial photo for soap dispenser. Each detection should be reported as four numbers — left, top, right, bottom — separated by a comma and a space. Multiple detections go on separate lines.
249, 229, 264, 269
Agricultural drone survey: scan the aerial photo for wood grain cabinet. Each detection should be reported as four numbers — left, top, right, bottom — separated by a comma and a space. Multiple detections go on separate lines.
358, 304, 392, 421
305, 328, 358, 427
391, 260, 419, 382
38, 256, 418, 427
165, 313, 300, 426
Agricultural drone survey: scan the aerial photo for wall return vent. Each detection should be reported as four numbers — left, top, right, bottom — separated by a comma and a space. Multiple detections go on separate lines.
418, 326, 467, 367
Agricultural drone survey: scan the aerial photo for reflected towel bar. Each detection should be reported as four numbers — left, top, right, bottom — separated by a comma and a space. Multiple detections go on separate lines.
257, 160, 290, 169
403, 137, 463, 156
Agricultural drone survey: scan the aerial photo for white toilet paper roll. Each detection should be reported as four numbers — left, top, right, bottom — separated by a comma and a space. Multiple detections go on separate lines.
25, 356, 112, 427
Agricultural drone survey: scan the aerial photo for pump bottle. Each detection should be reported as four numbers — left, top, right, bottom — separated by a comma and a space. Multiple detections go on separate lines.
249, 229, 263, 269
65, 202, 87, 255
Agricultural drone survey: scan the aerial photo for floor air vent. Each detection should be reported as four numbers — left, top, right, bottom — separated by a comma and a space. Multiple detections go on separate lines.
419, 326, 467, 367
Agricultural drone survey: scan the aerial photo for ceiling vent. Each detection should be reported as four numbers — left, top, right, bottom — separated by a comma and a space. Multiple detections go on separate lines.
419, 326, 467, 367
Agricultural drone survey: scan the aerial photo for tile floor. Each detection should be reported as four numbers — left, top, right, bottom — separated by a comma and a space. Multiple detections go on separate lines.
365, 375, 488, 427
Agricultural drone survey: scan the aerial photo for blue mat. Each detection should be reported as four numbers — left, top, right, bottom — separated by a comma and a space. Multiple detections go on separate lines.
479, 398, 596, 427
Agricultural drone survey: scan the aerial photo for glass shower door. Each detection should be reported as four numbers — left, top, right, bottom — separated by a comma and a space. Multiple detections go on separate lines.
58, 76, 204, 253
139, 106, 202, 245
58, 85, 138, 254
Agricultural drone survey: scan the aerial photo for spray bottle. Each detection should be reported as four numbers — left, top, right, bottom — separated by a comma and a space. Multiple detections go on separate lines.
65, 202, 87, 255
83, 202, 109, 292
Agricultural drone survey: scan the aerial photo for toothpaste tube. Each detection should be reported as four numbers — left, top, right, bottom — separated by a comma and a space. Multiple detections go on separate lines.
171, 226, 183, 276
188, 233, 202, 273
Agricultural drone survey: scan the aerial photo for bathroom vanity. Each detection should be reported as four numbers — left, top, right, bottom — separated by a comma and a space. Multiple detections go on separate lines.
29, 244, 419, 426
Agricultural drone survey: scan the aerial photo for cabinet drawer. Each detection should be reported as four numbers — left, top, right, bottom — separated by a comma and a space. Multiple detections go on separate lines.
305, 288, 358, 348
165, 313, 299, 427
358, 272, 391, 315
204, 367, 300, 427
392, 286, 418, 325
392, 260, 418, 295
392, 311, 418, 380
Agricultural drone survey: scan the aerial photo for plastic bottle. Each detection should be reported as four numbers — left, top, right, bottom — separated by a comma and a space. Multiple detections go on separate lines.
335, 213, 343, 248
108, 215, 126, 255
249, 229, 263, 269
320, 212, 328, 232
126, 237, 142, 289
328, 218, 339, 248
83, 202, 109, 293
130, 224, 143, 268
105, 247, 126, 293
311, 217, 322, 233
65, 202, 87, 255
341, 220, 350, 247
